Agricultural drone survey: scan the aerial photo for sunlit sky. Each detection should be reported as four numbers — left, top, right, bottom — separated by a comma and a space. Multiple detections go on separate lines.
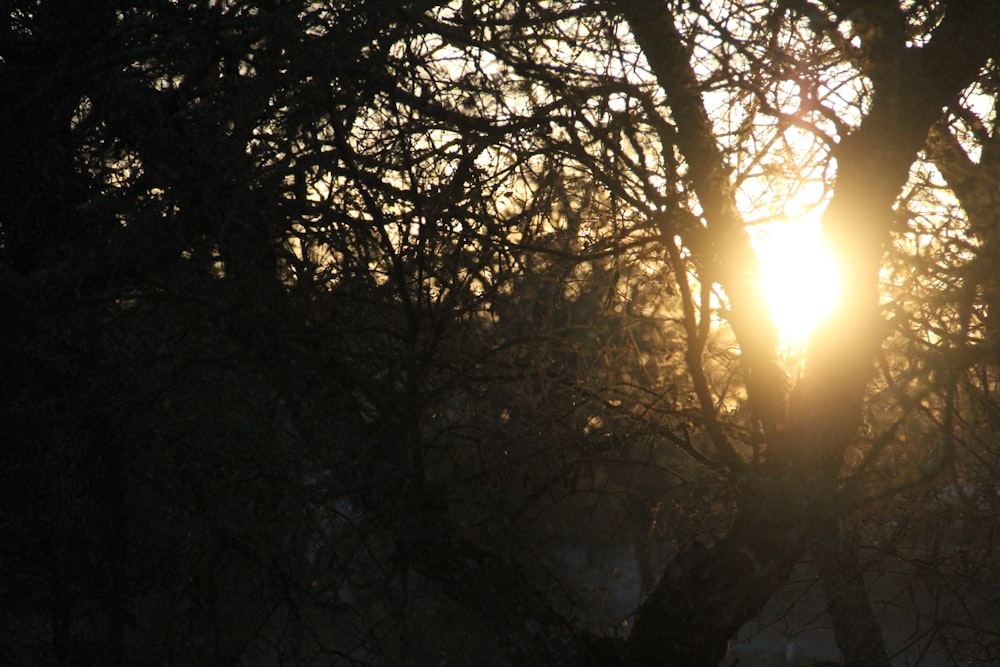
749, 215, 842, 349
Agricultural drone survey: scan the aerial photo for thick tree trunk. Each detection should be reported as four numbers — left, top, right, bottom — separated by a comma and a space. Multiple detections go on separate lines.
817, 521, 891, 667
626, 475, 811, 664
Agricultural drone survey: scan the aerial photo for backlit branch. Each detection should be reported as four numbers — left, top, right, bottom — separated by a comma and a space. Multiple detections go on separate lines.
615, 0, 786, 436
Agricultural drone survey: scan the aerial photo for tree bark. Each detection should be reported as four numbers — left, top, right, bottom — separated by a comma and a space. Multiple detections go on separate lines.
817, 520, 891, 667
626, 477, 809, 664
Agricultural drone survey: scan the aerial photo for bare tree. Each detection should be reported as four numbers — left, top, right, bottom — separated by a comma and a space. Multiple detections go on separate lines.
4, 1, 1000, 665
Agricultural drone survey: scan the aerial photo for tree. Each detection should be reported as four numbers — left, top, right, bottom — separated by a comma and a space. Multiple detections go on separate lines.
3, 1, 1000, 665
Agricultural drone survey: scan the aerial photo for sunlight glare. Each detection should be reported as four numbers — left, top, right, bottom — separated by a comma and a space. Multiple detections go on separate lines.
750, 217, 841, 349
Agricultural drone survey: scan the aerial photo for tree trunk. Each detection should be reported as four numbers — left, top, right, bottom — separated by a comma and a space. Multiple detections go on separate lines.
626, 475, 810, 664
817, 520, 891, 667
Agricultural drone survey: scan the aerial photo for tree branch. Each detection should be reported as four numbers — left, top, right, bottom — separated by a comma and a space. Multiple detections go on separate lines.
614, 0, 787, 435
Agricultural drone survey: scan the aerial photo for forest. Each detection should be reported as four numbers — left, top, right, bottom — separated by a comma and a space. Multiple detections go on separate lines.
2, 1, 1000, 665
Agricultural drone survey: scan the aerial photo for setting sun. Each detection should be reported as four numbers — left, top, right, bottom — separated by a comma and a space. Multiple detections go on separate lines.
750, 218, 842, 349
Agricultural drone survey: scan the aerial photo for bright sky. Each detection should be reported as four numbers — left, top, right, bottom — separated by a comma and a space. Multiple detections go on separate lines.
750, 215, 842, 350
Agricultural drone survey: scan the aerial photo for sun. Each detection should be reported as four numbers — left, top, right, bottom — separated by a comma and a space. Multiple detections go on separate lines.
750, 217, 842, 349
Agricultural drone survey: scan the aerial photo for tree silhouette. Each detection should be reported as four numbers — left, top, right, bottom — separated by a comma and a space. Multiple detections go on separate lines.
3, 1, 1000, 665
